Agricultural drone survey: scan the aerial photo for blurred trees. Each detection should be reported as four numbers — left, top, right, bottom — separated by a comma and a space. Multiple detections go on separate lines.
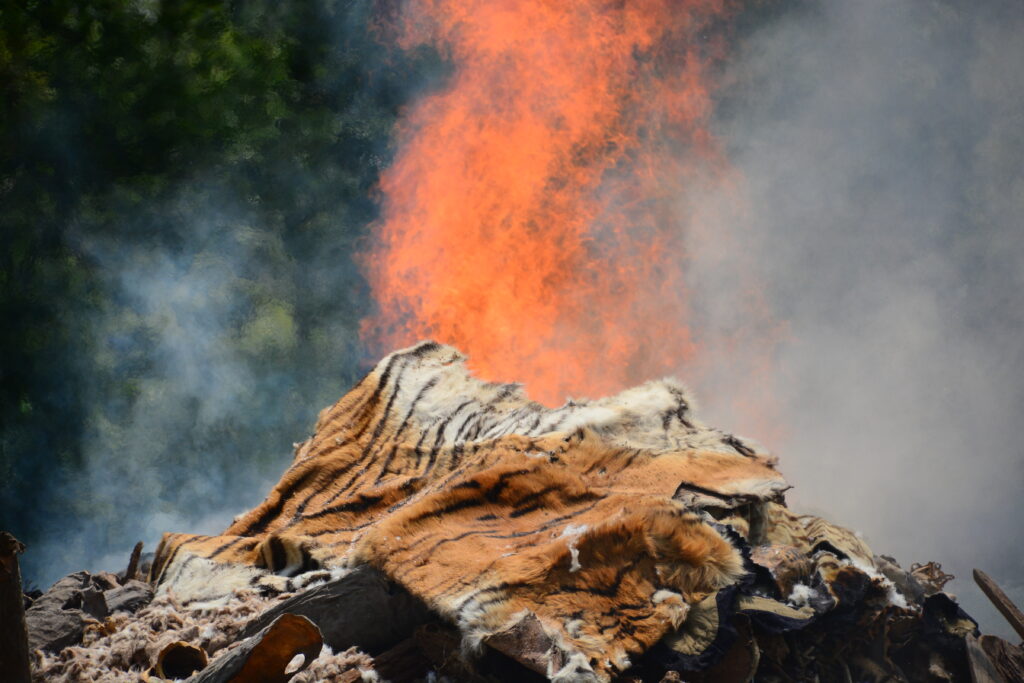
0, 0, 440, 583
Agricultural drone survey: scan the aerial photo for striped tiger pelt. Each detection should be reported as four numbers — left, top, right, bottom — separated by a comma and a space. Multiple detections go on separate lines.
151, 341, 791, 680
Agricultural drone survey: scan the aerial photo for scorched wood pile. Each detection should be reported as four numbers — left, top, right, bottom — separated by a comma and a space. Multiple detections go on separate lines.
14, 342, 1024, 682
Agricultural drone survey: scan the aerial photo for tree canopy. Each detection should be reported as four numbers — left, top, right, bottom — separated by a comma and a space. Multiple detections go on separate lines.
0, 0, 440, 585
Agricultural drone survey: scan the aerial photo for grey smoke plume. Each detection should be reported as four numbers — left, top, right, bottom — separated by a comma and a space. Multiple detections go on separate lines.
686, 0, 1024, 639
24, 182, 393, 591
24, 184, 355, 587
12, 0, 433, 590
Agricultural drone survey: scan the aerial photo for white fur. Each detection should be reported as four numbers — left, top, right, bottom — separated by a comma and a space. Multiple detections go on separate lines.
788, 583, 817, 608
157, 554, 269, 606
848, 557, 910, 609
376, 342, 766, 457
550, 652, 601, 682
559, 524, 589, 573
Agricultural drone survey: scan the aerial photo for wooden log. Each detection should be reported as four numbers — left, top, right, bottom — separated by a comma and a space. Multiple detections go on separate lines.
239, 566, 432, 655
0, 532, 31, 683
187, 614, 322, 683
973, 569, 1024, 642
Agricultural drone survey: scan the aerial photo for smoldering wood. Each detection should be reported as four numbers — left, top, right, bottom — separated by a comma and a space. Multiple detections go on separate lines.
238, 566, 433, 655
974, 569, 1024, 642
1, 532, 31, 683
186, 613, 322, 683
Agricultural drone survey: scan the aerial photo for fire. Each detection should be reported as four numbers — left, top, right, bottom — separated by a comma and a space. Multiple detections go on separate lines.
360, 0, 741, 406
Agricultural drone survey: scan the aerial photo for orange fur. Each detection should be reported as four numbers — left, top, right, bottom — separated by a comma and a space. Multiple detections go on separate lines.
151, 342, 789, 678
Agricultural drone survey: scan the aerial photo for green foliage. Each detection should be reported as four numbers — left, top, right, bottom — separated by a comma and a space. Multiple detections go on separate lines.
0, 0, 442, 582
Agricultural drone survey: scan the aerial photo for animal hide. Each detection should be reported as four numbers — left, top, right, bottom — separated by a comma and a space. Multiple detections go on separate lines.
148, 342, 903, 681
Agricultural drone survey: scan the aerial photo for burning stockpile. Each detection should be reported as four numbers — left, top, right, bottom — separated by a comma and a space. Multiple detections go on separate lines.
8, 1, 1023, 681
12, 342, 1024, 682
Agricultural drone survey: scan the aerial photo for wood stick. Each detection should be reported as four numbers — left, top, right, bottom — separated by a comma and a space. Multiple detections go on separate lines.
974, 569, 1024, 642
125, 541, 143, 582
0, 532, 31, 683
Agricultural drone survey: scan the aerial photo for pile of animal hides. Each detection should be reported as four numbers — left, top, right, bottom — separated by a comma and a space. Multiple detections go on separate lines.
13, 342, 1024, 682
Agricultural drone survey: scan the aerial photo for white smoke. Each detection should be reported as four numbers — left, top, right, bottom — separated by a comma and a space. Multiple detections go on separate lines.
686, 0, 1024, 639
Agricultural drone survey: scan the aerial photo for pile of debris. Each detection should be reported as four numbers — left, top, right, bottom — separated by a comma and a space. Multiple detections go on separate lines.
5, 342, 1023, 682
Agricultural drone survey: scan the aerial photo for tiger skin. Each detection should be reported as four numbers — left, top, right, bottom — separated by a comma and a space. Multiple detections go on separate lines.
151, 341, 830, 680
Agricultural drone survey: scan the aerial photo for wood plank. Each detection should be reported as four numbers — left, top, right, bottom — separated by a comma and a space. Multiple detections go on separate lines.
974, 569, 1024, 641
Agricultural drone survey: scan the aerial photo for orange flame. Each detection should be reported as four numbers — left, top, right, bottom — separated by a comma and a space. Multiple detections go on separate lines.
360, 0, 744, 406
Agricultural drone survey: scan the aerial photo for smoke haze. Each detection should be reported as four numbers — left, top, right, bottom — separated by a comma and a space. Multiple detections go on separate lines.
7, 0, 1022, 644
3, 0, 439, 595
687, 0, 1024, 639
